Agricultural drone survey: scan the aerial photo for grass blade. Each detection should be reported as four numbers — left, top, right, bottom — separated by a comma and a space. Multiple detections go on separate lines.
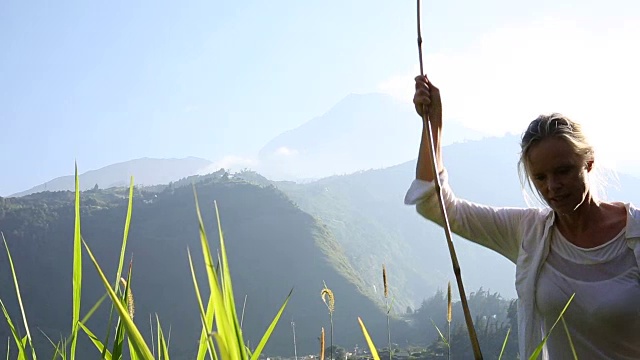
114, 261, 135, 360
528, 293, 575, 360
82, 238, 154, 360
249, 288, 293, 360
80, 293, 108, 325
155, 315, 170, 360
1, 233, 35, 359
561, 318, 577, 360
102, 177, 135, 358
38, 328, 65, 360
357, 317, 380, 360
114, 177, 135, 291
498, 327, 511, 360
111, 317, 126, 359
430, 319, 449, 347
0, 298, 26, 359
78, 322, 113, 360
214, 200, 247, 360
71, 162, 82, 360
192, 189, 236, 360
188, 248, 216, 360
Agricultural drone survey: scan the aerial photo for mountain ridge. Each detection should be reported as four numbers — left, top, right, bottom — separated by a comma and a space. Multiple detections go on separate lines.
10, 156, 213, 197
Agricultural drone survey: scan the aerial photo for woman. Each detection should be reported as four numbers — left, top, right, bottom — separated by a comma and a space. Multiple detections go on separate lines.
406, 75, 640, 359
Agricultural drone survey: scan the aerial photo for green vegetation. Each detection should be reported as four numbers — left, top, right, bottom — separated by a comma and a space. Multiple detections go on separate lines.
0, 170, 394, 358
0, 165, 580, 359
1, 168, 290, 359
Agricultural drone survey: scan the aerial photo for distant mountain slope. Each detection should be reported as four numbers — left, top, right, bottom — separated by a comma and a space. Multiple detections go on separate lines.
0, 175, 398, 359
257, 93, 487, 180
246, 133, 640, 306
10, 157, 213, 197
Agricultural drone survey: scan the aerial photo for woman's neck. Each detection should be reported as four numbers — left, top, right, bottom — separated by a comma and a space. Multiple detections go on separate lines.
555, 195, 600, 234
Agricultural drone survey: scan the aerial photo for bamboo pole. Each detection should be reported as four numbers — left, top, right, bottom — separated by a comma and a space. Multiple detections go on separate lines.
416, 1, 483, 358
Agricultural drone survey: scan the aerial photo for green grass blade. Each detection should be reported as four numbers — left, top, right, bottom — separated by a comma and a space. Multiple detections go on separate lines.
249, 288, 293, 360
78, 322, 112, 360
51, 292, 108, 354
102, 177, 135, 359
111, 310, 126, 359
498, 327, 511, 360
6, 336, 9, 360
192, 188, 235, 360
128, 341, 140, 360
214, 201, 246, 360
80, 293, 108, 325
101, 306, 116, 359
155, 315, 170, 360
188, 248, 216, 360
38, 328, 64, 360
357, 317, 380, 360
148, 315, 155, 358
156, 315, 160, 360
430, 319, 449, 347
201, 293, 217, 360
528, 293, 575, 360
113, 261, 134, 360
70, 162, 82, 360
211, 333, 230, 360
82, 238, 154, 360
1, 233, 35, 359
561, 318, 577, 360
114, 177, 134, 291
0, 298, 26, 359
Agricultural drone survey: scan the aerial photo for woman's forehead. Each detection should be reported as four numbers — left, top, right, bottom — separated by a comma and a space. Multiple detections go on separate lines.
527, 137, 581, 169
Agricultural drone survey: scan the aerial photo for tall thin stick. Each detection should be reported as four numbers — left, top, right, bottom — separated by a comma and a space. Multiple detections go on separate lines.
447, 281, 452, 360
383, 264, 391, 360
292, 319, 298, 360
416, 1, 483, 358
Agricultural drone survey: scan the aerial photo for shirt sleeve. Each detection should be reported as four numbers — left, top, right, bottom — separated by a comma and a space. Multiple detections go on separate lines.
404, 169, 527, 264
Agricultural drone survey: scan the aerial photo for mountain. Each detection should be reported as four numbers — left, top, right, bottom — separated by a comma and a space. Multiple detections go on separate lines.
5, 133, 638, 358
11, 93, 484, 196
256, 93, 488, 181
246, 133, 640, 306
10, 157, 213, 197
0, 175, 401, 359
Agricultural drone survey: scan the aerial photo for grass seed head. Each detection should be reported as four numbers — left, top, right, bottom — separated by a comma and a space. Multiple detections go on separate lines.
382, 264, 388, 298
321, 288, 335, 314
447, 281, 452, 323
120, 277, 135, 319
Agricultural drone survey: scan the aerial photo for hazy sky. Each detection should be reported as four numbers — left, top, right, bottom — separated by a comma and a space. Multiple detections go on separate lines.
2, 0, 639, 196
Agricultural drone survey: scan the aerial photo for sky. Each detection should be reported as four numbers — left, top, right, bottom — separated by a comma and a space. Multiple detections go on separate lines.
1, 0, 640, 196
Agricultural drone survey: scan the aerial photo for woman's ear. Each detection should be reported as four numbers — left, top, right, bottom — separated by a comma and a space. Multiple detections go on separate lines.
586, 160, 594, 172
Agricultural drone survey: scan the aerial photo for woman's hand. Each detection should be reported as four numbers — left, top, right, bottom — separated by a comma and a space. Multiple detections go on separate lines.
413, 75, 442, 128
413, 75, 444, 181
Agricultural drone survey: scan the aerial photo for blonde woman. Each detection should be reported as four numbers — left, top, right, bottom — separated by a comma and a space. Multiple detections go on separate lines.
407, 74, 640, 359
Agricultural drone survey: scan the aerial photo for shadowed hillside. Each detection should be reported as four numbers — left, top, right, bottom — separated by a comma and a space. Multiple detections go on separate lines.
0, 174, 400, 359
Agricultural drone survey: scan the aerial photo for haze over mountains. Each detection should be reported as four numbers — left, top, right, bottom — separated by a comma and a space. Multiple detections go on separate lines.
7, 93, 489, 197
256, 92, 488, 181
8, 91, 640, 305
4, 92, 640, 358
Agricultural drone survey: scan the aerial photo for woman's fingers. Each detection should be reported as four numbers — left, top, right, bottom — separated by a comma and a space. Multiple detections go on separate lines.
414, 75, 433, 116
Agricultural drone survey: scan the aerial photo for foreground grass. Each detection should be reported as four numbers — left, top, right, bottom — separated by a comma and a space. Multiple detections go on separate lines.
0, 165, 290, 359
0, 165, 574, 360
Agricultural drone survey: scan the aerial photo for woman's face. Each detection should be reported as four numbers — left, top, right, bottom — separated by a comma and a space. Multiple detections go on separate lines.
527, 136, 591, 215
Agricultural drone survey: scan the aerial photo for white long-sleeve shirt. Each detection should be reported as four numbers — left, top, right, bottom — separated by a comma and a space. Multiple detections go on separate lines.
404, 169, 640, 359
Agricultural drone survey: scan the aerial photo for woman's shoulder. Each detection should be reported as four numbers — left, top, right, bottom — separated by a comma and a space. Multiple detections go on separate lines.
620, 202, 640, 238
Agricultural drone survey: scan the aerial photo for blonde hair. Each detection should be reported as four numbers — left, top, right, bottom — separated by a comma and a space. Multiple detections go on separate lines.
518, 113, 609, 206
